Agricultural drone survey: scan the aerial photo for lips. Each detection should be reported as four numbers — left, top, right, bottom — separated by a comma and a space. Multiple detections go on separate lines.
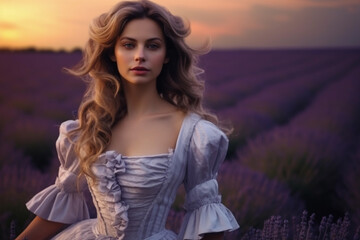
130, 66, 149, 75
130, 66, 149, 71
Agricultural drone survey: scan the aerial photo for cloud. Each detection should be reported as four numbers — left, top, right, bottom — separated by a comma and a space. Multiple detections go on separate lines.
231, 5, 360, 48
0, 0, 359, 49
0, 22, 18, 29
164, 0, 360, 13
156, 0, 360, 49
272, 14, 291, 23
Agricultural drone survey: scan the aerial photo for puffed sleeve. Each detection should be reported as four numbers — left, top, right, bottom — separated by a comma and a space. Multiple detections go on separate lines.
178, 120, 239, 239
26, 120, 90, 224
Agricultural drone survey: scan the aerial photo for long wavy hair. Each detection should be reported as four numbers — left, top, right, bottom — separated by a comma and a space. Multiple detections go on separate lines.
67, 0, 230, 181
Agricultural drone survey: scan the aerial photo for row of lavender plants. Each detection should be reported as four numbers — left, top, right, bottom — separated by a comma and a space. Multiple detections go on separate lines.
1, 49, 360, 239
219, 55, 359, 158
236, 58, 360, 236
202, 50, 354, 110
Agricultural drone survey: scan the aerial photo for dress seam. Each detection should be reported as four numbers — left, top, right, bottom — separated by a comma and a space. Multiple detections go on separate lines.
136, 152, 174, 239
86, 177, 107, 236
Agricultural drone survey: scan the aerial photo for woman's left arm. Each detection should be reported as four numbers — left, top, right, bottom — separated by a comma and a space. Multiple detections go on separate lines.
178, 119, 239, 239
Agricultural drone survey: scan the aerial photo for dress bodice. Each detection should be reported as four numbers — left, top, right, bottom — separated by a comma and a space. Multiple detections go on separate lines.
89, 150, 176, 239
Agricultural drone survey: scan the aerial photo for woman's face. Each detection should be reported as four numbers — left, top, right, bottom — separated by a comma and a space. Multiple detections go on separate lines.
113, 18, 168, 86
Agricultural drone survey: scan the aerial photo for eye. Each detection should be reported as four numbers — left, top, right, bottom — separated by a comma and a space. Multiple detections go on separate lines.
147, 43, 160, 50
123, 42, 135, 49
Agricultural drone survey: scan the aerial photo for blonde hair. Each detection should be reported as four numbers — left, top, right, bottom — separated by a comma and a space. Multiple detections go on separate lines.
67, 0, 229, 181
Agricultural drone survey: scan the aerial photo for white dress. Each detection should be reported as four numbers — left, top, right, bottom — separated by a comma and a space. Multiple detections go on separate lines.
26, 113, 239, 239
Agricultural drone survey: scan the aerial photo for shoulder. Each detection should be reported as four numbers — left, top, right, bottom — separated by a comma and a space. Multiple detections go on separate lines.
176, 112, 228, 156
186, 113, 229, 156
56, 120, 80, 168
59, 119, 79, 135
185, 112, 228, 145
193, 118, 228, 141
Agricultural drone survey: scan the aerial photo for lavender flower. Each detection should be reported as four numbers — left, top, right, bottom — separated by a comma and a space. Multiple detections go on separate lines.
299, 211, 308, 240
240, 212, 357, 240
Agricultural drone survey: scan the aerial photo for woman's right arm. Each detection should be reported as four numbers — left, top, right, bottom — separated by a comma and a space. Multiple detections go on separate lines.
16, 216, 68, 240
16, 120, 89, 240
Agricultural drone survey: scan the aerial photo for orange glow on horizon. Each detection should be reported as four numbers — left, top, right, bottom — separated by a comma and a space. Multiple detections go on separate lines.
0, 0, 359, 50
0, 29, 20, 41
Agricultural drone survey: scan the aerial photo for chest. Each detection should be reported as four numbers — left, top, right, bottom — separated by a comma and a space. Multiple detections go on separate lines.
108, 116, 181, 156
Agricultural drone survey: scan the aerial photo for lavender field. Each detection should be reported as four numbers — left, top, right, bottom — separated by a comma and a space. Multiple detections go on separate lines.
1, 49, 360, 239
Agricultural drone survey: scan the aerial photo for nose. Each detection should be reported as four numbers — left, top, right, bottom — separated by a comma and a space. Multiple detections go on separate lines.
134, 46, 145, 62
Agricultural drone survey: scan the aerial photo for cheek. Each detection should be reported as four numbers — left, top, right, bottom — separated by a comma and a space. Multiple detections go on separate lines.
115, 52, 128, 64
115, 52, 131, 72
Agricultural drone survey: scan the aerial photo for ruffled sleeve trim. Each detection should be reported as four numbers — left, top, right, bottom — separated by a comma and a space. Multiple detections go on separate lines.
26, 184, 90, 224
179, 202, 239, 239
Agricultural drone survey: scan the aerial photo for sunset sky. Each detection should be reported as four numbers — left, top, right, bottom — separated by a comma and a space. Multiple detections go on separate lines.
0, 0, 360, 50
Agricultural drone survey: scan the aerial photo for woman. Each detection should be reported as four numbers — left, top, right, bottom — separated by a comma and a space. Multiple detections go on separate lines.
16, 0, 239, 239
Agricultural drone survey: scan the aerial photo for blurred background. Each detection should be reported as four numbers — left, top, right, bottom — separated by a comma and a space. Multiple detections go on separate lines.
1, 0, 360, 50
1, 0, 360, 239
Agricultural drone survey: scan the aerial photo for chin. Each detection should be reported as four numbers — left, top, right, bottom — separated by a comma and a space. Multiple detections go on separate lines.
127, 78, 155, 85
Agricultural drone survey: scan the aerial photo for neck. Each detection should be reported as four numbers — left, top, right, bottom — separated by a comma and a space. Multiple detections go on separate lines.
123, 81, 165, 120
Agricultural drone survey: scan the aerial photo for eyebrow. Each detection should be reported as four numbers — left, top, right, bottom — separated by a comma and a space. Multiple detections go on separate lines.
119, 37, 164, 42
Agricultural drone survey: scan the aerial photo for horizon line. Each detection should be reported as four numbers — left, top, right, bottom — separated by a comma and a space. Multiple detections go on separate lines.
1, 46, 360, 54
